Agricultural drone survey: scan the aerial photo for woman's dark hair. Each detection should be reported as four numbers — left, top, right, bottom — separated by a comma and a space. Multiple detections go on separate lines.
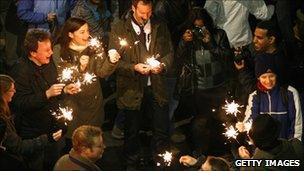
59, 18, 87, 61
0, 75, 15, 121
186, 7, 216, 33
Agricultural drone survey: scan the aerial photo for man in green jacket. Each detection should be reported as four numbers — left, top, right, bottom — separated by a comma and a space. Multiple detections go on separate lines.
109, 0, 173, 169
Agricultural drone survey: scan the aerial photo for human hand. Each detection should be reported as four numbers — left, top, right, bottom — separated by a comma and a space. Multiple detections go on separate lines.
183, 29, 193, 42
238, 146, 250, 159
47, 12, 56, 22
234, 60, 245, 70
202, 29, 211, 43
179, 155, 198, 167
108, 49, 121, 63
48, 129, 62, 142
134, 63, 151, 75
64, 83, 81, 94
235, 122, 245, 132
46, 83, 65, 99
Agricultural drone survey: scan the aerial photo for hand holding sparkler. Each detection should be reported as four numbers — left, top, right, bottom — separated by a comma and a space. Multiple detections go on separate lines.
134, 63, 151, 75
108, 49, 121, 63
63, 83, 81, 94
238, 146, 251, 159
46, 83, 66, 99
179, 155, 198, 167
49, 129, 62, 142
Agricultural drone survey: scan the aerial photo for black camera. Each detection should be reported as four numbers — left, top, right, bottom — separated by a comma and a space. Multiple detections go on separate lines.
192, 26, 206, 39
234, 47, 250, 64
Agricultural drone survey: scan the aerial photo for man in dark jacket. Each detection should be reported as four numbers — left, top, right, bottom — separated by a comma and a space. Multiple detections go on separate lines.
108, 0, 173, 169
10, 29, 78, 171
238, 114, 303, 171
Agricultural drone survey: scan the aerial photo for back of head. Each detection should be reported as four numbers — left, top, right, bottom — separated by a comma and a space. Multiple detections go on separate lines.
72, 125, 102, 153
208, 156, 230, 171
249, 114, 281, 151
24, 29, 51, 57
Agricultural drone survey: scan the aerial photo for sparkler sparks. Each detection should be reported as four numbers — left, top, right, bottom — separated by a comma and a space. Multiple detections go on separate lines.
88, 37, 101, 48
58, 66, 77, 83
223, 125, 239, 139
222, 100, 243, 116
119, 37, 128, 47
146, 57, 161, 68
158, 151, 173, 166
52, 106, 73, 125
82, 72, 97, 84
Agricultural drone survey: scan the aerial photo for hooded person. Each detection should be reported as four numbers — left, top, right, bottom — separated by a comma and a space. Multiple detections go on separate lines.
238, 114, 303, 171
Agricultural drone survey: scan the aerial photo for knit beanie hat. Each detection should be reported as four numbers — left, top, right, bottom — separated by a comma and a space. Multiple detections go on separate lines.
255, 56, 278, 78
249, 114, 281, 150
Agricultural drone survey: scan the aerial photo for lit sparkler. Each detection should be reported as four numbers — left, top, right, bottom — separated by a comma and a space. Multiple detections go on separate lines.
58, 66, 78, 83
222, 100, 243, 117
52, 106, 73, 125
82, 72, 97, 84
146, 57, 161, 68
223, 125, 239, 140
158, 151, 172, 166
88, 37, 101, 48
119, 37, 128, 47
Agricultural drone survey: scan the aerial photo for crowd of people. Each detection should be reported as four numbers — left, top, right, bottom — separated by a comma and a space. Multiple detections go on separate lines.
0, 0, 303, 171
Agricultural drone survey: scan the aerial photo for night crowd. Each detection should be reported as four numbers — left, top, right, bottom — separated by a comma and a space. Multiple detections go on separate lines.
0, 0, 304, 171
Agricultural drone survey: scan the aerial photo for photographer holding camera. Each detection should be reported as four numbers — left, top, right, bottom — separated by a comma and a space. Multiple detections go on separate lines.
175, 7, 232, 155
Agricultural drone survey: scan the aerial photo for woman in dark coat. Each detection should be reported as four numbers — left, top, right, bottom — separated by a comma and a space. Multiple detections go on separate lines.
52, 18, 120, 151
0, 74, 62, 170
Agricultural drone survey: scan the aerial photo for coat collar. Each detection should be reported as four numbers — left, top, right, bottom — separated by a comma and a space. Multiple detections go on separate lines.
69, 149, 100, 171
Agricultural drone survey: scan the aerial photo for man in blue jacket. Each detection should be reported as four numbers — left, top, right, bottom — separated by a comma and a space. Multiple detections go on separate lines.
17, 0, 75, 37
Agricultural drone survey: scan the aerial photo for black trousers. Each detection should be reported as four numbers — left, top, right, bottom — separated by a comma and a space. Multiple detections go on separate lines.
123, 87, 170, 166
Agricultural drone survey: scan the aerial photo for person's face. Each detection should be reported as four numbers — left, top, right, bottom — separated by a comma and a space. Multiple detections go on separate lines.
258, 72, 277, 90
194, 19, 204, 28
253, 28, 274, 52
86, 136, 105, 162
132, 1, 152, 26
30, 39, 53, 65
69, 23, 90, 46
3, 83, 16, 103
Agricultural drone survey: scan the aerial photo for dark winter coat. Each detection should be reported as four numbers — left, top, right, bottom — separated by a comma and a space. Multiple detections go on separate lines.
10, 57, 62, 139
108, 15, 173, 110
53, 45, 117, 137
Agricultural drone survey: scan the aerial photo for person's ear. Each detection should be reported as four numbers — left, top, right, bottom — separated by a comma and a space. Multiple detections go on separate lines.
68, 32, 74, 39
269, 36, 275, 45
132, 5, 136, 12
30, 51, 37, 58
